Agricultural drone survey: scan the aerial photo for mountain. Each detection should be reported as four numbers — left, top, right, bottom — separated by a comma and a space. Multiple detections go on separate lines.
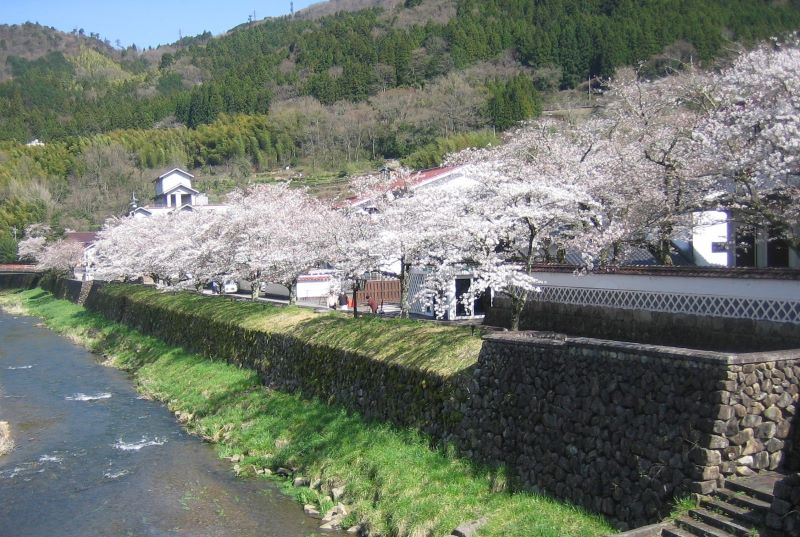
5, 0, 800, 144
0, 22, 122, 82
1, 0, 800, 245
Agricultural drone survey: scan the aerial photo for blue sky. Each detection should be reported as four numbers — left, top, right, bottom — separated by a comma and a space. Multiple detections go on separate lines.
1, 0, 320, 49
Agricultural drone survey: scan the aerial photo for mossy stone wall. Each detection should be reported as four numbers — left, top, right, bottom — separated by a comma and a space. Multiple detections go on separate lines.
0, 272, 41, 290
73, 281, 468, 440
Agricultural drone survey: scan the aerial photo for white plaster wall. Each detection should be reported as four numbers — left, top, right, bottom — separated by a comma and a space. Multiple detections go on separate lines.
155, 172, 192, 195
530, 270, 799, 301
296, 276, 336, 298
692, 210, 730, 267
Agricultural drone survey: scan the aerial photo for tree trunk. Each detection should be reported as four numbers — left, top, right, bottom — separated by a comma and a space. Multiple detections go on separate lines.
510, 287, 528, 332
288, 279, 297, 305
508, 222, 538, 331
657, 223, 674, 265
399, 256, 410, 319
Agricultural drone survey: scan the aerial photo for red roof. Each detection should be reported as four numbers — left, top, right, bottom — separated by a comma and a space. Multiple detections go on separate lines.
345, 165, 459, 208
0, 264, 39, 272
64, 232, 98, 246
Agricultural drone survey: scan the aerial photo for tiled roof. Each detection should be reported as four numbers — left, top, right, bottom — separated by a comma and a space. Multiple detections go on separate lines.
154, 167, 195, 182
346, 165, 460, 208
64, 232, 98, 246
530, 263, 800, 280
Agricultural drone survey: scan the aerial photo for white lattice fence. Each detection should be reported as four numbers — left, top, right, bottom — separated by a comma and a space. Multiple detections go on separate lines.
536, 286, 800, 324
408, 270, 428, 315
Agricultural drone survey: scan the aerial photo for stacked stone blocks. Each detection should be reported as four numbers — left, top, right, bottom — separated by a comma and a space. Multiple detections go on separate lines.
462, 333, 799, 529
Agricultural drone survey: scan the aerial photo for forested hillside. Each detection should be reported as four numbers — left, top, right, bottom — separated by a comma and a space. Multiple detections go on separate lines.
1, 0, 800, 259
0, 22, 124, 82
4, 0, 800, 143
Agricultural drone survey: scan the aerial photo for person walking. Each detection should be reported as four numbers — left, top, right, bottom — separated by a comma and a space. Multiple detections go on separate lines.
367, 294, 378, 314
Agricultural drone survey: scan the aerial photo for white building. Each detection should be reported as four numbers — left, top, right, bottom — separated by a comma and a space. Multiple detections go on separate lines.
690, 210, 799, 269
132, 168, 226, 218
65, 231, 98, 281
295, 269, 340, 300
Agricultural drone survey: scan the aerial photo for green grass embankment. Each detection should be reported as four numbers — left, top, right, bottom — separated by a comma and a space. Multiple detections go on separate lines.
0, 288, 613, 537
97, 283, 482, 376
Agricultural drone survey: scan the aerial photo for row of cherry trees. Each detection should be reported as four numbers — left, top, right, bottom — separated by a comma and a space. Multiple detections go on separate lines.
20, 39, 799, 329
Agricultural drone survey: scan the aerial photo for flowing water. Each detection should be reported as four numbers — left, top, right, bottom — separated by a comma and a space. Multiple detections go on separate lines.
0, 311, 343, 537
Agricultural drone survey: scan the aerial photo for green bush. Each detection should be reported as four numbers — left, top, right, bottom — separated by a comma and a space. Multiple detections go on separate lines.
401, 131, 499, 170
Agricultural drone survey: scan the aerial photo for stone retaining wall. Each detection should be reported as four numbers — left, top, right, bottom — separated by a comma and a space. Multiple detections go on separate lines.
0, 272, 41, 290
461, 333, 800, 528
485, 294, 800, 352
39, 274, 105, 305
30, 278, 800, 529
768, 472, 800, 534
70, 281, 468, 441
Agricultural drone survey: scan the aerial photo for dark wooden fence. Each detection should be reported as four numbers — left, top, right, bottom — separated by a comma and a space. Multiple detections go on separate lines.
356, 279, 400, 305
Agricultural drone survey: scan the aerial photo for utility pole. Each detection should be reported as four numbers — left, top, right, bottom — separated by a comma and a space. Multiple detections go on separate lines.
291, 1, 294, 17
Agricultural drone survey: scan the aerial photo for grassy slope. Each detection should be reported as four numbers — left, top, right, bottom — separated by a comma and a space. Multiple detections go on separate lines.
100, 284, 483, 376
0, 288, 612, 537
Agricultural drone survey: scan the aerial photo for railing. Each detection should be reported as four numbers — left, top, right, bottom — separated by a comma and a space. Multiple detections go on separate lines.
0, 264, 39, 272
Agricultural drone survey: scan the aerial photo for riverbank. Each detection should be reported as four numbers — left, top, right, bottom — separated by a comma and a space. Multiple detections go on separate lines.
0, 288, 612, 537
0, 421, 12, 456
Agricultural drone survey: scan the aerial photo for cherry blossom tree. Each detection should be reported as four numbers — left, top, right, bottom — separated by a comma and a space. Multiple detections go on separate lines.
35, 239, 86, 274
92, 185, 336, 298
93, 215, 170, 282
324, 207, 393, 317
447, 121, 609, 329
695, 37, 800, 248
583, 67, 715, 264
92, 211, 222, 286
17, 224, 51, 262
17, 235, 46, 263
221, 183, 336, 302
17, 224, 86, 275
346, 168, 473, 318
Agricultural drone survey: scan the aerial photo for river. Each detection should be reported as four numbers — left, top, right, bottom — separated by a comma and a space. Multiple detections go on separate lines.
0, 310, 342, 537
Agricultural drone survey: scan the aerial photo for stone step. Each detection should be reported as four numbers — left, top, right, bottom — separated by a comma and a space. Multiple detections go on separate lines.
688, 508, 756, 537
674, 515, 736, 537
661, 525, 698, 537
698, 496, 765, 526
725, 479, 776, 504
713, 489, 771, 516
